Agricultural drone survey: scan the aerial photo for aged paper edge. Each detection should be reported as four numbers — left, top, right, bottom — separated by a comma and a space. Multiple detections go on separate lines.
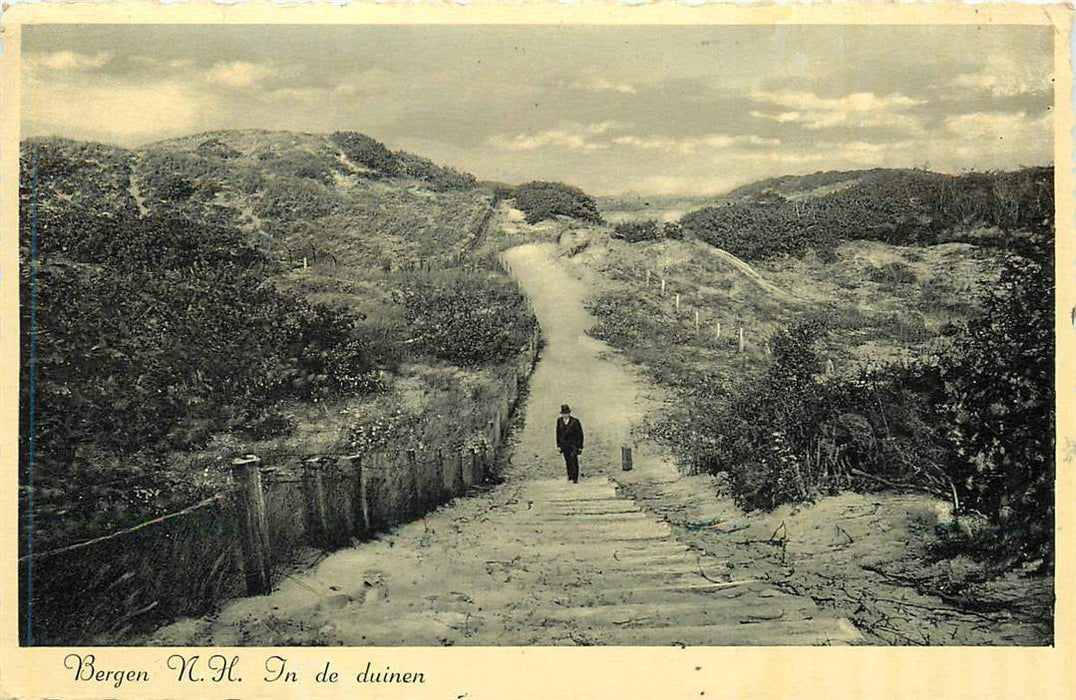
0, 4, 1072, 699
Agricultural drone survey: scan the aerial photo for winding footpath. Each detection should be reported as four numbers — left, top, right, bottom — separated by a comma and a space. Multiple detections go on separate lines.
150, 243, 861, 646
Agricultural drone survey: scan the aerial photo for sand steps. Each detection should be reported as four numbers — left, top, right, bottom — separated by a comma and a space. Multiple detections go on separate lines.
478, 477, 864, 646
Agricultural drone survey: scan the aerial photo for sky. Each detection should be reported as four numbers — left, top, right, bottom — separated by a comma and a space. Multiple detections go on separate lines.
22, 24, 1055, 196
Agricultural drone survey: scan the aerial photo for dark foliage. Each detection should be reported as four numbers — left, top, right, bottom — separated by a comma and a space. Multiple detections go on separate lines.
330, 131, 401, 176
395, 151, 478, 191
681, 168, 1053, 260
195, 138, 242, 160
695, 255, 1054, 567
612, 220, 662, 242
137, 151, 225, 205
662, 221, 685, 240
869, 261, 917, 285
396, 273, 536, 366
512, 181, 603, 225
939, 255, 1054, 566
18, 203, 384, 550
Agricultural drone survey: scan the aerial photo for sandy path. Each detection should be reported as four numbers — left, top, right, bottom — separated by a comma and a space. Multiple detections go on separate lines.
148, 242, 861, 647
502, 243, 651, 482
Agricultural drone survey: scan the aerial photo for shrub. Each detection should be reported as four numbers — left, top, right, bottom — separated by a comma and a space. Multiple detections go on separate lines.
939, 255, 1054, 566
394, 151, 477, 191
19, 206, 386, 547
196, 138, 241, 160
137, 151, 223, 205
688, 256, 1054, 567
254, 178, 341, 220
662, 221, 685, 240
513, 181, 603, 225
679, 167, 1055, 260
613, 220, 661, 242
267, 150, 338, 185
869, 261, 917, 285
330, 131, 400, 176
396, 273, 535, 366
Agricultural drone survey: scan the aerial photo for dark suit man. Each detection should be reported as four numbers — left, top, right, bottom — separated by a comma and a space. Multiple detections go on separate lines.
555, 404, 584, 483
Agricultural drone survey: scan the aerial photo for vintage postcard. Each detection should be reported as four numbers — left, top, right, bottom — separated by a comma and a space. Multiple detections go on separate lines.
1, 3, 1073, 698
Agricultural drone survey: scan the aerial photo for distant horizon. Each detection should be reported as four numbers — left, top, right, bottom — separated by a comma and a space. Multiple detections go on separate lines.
22, 24, 1054, 197
21, 126, 1054, 200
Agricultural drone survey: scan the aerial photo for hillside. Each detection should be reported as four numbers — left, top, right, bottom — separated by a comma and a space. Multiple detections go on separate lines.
557, 162, 1054, 577
19, 131, 533, 556
722, 168, 891, 200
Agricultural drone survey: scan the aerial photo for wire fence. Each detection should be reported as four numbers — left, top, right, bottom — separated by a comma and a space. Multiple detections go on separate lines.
19, 319, 541, 646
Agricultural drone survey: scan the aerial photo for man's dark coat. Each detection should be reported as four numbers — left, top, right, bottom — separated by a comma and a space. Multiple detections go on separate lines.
556, 416, 584, 454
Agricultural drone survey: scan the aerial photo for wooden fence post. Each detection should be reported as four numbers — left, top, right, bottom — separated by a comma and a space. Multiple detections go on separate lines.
739, 327, 745, 353
231, 455, 271, 595
661, 278, 667, 295
456, 449, 467, 493
646, 269, 651, 286
695, 310, 700, 331
435, 448, 446, 503
344, 454, 367, 535
716, 321, 722, 339
464, 448, 477, 488
675, 293, 681, 313
621, 446, 633, 472
407, 448, 420, 516
302, 457, 332, 548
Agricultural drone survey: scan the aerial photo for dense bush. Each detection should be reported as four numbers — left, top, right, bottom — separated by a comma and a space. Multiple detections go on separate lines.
395, 151, 477, 191
19, 206, 385, 547
396, 273, 536, 366
330, 131, 400, 176
254, 178, 341, 221
612, 220, 662, 242
869, 261, 917, 285
939, 255, 1054, 565
196, 138, 241, 160
680, 168, 1053, 261
662, 221, 685, 240
512, 181, 603, 225
692, 254, 1054, 566
266, 150, 338, 185
138, 151, 224, 205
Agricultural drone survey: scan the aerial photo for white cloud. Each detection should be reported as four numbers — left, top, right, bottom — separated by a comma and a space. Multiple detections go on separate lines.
749, 90, 926, 131
129, 55, 195, 70
753, 90, 925, 113
487, 122, 622, 152
570, 76, 637, 94
205, 61, 273, 88
29, 50, 112, 72
945, 110, 1052, 144
613, 133, 779, 155
951, 55, 1052, 98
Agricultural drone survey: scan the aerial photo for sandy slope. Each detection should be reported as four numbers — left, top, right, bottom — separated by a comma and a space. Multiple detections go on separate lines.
147, 242, 861, 647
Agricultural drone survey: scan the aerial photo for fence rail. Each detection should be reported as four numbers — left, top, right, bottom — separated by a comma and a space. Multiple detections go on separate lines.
21, 317, 542, 645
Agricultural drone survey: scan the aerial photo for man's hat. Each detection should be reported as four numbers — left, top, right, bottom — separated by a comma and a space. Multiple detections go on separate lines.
560, 404, 571, 415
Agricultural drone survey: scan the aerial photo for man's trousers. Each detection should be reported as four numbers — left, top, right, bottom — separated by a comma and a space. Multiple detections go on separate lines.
563, 450, 580, 483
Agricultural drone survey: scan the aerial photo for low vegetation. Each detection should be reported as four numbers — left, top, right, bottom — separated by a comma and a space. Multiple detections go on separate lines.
590, 166, 1055, 571
612, 219, 683, 243
678, 167, 1053, 261
511, 180, 603, 225
19, 131, 532, 554
700, 253, 1053, 568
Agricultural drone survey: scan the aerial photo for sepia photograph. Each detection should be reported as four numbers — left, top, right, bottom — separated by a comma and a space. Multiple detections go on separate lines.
14, 17, 1061, 656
